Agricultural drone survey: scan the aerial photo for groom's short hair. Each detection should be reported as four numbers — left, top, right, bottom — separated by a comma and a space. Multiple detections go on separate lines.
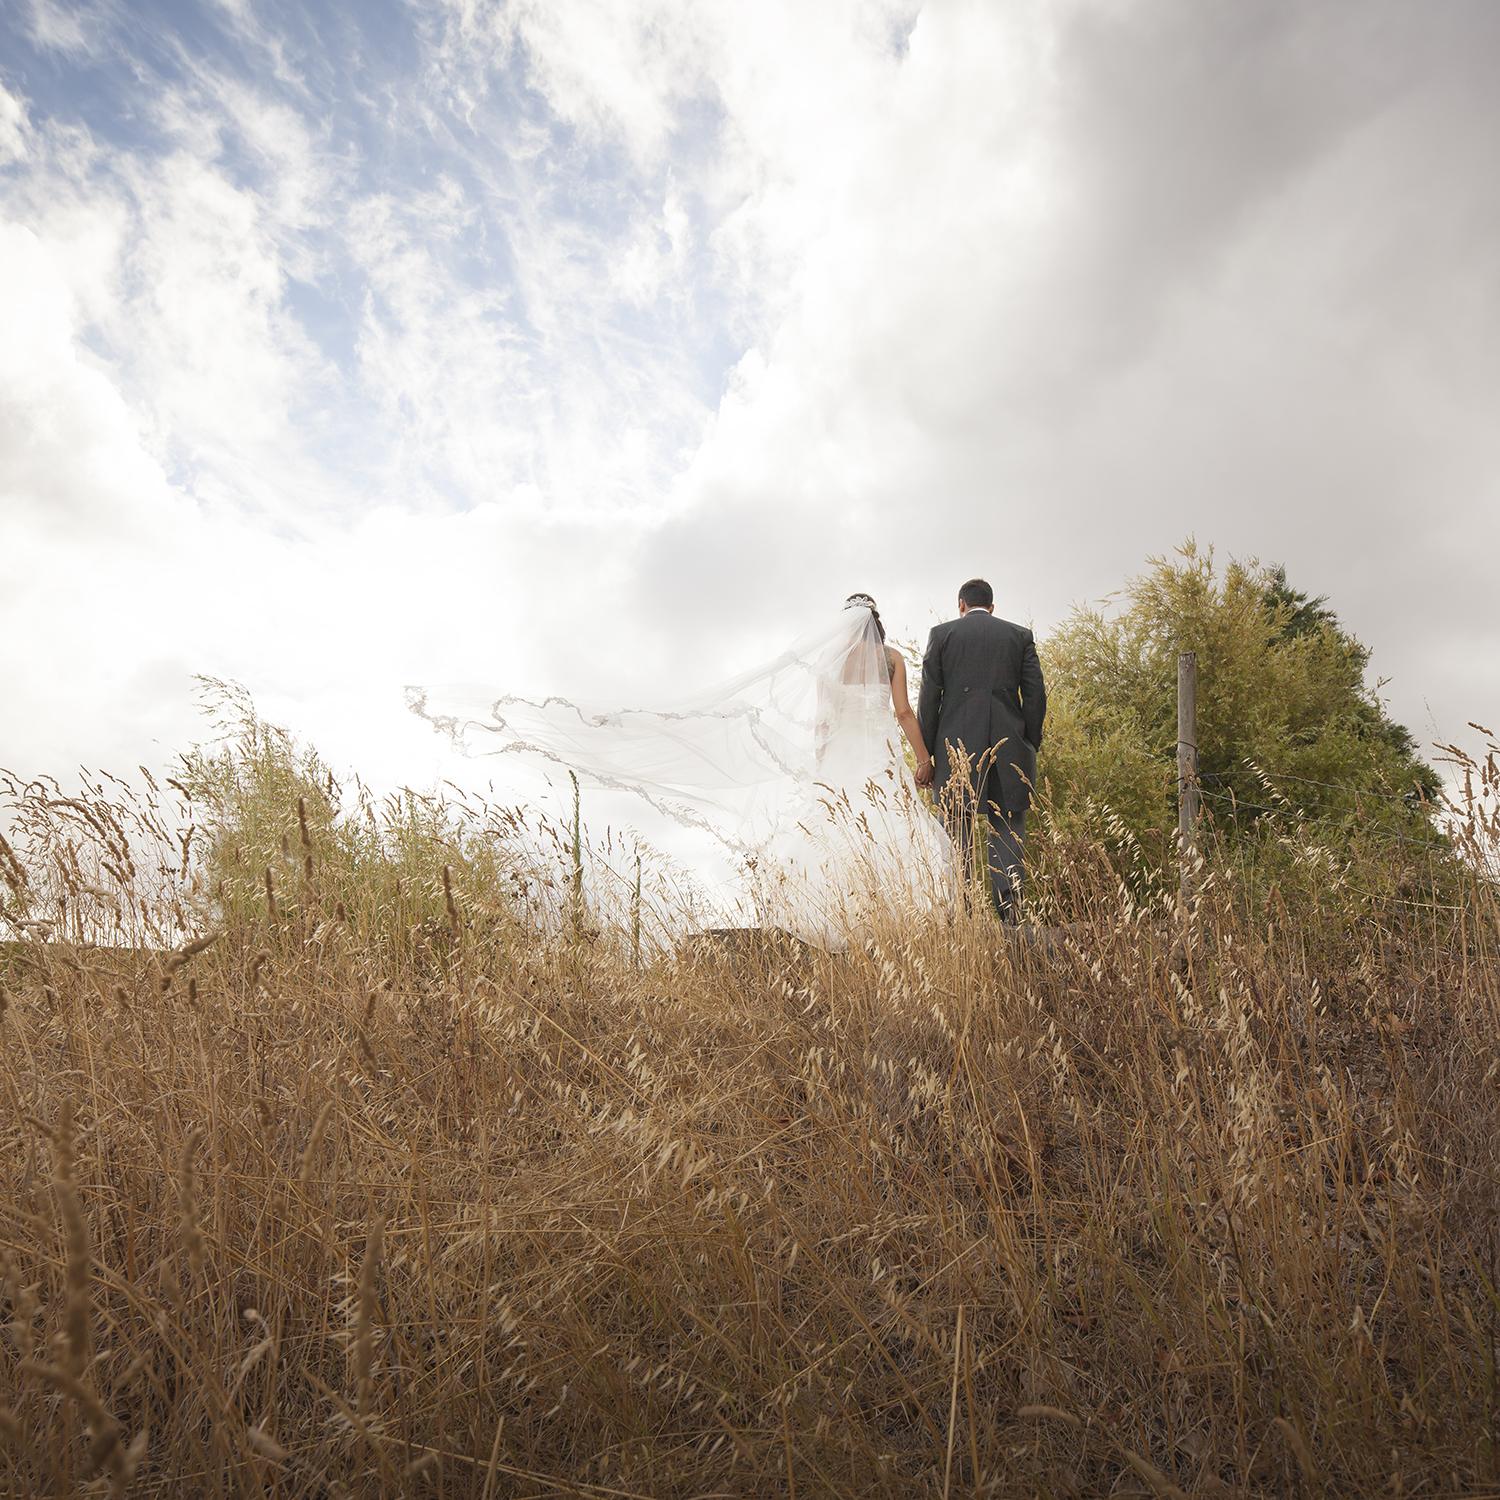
958, 578, 993, 610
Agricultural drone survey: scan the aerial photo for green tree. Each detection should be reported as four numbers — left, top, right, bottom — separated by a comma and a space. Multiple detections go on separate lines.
1036, 541, 1442, 861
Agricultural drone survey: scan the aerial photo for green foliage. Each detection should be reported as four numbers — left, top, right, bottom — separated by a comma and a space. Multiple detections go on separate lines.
1037, 541, 1443, 867
175, 679, 537, 972
1261, 563, 1338, 641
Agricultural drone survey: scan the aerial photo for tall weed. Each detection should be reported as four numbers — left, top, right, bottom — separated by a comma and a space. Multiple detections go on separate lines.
1, 718, 1498, 1496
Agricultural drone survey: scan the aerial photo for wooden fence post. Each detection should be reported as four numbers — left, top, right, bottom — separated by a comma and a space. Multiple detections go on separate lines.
1177, 652, 1198, 906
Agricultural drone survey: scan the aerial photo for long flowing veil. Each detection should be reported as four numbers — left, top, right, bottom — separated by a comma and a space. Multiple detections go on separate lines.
404, 606, 892, 855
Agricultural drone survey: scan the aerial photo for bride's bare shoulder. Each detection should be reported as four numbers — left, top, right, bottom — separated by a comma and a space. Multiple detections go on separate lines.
884, 646, 906, 678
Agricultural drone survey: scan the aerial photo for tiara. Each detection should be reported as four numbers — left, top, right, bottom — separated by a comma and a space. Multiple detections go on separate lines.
844, 594, 877, 611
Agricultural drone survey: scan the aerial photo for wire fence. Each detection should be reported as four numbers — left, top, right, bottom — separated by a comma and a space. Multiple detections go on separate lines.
1210, 766, 1440, 807
1196, 786, 1451, 854
1171, 756, 1481, 918
1159, 752, 1450, 847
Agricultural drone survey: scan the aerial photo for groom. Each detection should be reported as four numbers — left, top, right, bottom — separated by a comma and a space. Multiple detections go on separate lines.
915, 579, 1047, 924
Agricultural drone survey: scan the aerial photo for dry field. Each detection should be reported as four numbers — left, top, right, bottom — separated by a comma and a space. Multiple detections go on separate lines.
2, 737, 1500, 1498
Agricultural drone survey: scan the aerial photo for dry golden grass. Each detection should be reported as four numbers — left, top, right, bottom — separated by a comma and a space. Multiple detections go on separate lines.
2, 739, 1500, 1497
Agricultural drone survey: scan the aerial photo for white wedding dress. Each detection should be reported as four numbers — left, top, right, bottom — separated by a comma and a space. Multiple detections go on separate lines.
759, 680, 952, 948
407, 604, 953, 950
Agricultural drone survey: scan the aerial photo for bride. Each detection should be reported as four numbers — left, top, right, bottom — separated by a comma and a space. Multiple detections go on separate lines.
406, 594, 952, 949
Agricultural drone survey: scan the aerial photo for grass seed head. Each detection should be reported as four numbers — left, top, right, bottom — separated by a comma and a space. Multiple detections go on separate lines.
301, 1099, 334, 1183
1, 1249, 37, 1359
246, 1425, 289, 1461
179, 1126, 206, 1277
51, 1099, 91, 1378
354, 1215, 384, 1419
443, 864, 459, 937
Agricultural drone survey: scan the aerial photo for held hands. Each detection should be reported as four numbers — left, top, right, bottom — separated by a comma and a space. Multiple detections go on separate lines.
914, 758, 934, 788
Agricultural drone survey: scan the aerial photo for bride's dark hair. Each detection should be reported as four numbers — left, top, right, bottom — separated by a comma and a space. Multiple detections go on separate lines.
844, 592, 886, 643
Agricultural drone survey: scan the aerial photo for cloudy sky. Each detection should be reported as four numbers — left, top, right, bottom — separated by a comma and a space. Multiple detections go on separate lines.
3, 0, 1498, 828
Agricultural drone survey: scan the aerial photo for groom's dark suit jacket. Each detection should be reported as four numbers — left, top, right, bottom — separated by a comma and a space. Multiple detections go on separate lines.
917, 610, 1047, 814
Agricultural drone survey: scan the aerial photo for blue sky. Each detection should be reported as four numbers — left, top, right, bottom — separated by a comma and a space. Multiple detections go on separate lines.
1, 0, 739, 523
3, 0, 1499, 821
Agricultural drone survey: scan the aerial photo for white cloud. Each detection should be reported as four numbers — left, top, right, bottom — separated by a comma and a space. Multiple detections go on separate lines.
0, 84, 28, 164
3, 0, 1499, 824
24, 0, 106, 59
443, 0, 715, 166
0, 200, 636, 793
0, 218, 173, 535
